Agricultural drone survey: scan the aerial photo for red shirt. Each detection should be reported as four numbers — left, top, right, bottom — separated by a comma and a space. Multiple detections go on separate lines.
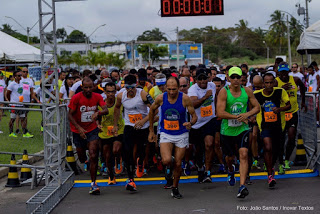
68, 92, 106, 133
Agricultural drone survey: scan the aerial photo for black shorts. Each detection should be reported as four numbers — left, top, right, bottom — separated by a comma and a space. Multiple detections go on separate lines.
123, 126, 149, 147
221, 130, 250, 157
100, 134, 123, 146
285, 112, 298, 130
213, 117, 222, 134
24, 104, 30, 114
189, 118, 216, 145
73, 128, 100, 149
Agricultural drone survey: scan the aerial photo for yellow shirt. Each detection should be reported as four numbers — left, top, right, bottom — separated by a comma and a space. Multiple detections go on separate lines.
276, 76, 299, 113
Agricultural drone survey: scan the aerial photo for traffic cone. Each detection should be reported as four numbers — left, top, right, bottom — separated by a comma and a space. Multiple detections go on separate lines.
6, 154, 21, 187
294, 134, 307, 166
20, 150, 32, 182
66, 140, 78, 174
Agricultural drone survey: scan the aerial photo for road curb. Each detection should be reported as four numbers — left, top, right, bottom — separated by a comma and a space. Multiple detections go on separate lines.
0, 150, 44, 179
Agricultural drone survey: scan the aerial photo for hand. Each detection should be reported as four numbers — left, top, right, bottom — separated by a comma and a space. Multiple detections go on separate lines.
282, 83, 292, 90
77, 127, 87, 139
204, 90, 213, 100
301, 102, 308, 113
237, 113, 249, 123
112, 126, 118, 137
272, 107, 281, 114
134, 119, 145, 130
97, 124, 103, 131
92, 112, 99, 121
148, 131, 156, 143
183, 122, 192, 130
248, 116, 255, 123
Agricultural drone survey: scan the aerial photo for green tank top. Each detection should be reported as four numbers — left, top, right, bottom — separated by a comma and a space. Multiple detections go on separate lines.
221, 86, 249, 136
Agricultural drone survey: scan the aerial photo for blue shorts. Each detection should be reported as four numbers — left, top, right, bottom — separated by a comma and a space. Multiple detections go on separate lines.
73, 128, 100, 149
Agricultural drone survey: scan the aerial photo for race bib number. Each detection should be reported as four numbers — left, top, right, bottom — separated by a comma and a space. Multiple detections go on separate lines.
128, 114, 143, 123
228, 119, 242, 127
23, 84, 30, 91
285, 113, 293, 121
81, 111, 94, 123
164, 120, 179, 131
264, 112, 277, 123
308, 86, 313, 92
200, 105, 213, 117
107, 126, 114, 136
0, 86, 3, 93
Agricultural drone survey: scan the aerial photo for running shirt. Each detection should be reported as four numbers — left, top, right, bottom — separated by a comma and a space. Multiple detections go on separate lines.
70, 81, 82, 93
289, 72, 304, 82
159, 92, 188, 135
149, 86, 162, 100
7, 81, 24, 106
20, 77, 34, 103
220, 86, 249, 136
98, 97, 125, 139
68, 92, 106, 134
0, 79, 6, 102
307, 73, 318, 92
121, 88, 149, 129
276, 76, 299, 113
254, 87, 289, 132
35, 86, 54, 103
59, 85, 70, 100
188, 82, 216, 129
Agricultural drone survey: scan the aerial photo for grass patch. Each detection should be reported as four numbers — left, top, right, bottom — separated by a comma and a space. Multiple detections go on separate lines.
0, 110, 43, 164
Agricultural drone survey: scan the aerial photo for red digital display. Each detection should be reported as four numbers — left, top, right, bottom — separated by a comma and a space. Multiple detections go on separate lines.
161, 0, 224, 17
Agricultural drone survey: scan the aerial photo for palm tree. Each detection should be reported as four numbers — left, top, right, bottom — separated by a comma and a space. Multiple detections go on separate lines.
268, 10, 286, 53
71, 52, 86, 69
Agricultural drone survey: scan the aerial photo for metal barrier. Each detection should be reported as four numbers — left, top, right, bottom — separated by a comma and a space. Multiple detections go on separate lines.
297, 93, 319, 170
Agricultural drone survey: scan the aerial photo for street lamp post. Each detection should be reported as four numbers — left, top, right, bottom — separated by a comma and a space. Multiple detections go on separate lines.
263, 41, 270, 65
5, 16, 38, 44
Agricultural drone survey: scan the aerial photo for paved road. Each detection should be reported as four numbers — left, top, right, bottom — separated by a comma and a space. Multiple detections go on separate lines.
52, 176, 320, 214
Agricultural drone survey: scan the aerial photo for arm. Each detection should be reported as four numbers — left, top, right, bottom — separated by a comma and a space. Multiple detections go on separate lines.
237, 87, 260, 122
316, 75, 320, 91
295, 77, 307, 112
216, 88, 238, 119
68, 107, 87, 139
148, 94, 162, 143
113, 92, 123, 136
190, 90, 212, 109
6, 90, 11, 102
135, 90, 154, 128
30, 88, 40, 103
184, 94, 197, 130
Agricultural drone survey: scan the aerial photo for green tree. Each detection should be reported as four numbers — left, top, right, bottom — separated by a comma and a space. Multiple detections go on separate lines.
137, 44, 168, 64
56, 28, 67, 42
107, 53, 128, 69
137, 28, 168, 41
65, 30, 87, 43
70, 52, 86, 69
0, 24, 16, 35
268, 10, 286, 53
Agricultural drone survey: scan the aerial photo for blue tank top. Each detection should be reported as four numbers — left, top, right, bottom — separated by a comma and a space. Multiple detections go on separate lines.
160, 92, 188, 135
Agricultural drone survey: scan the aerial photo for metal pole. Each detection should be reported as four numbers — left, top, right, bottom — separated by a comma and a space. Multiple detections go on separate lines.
305, 0, 310, 28
267, 47, 270, 65
287, 15, 292, 67
176, 27, 179, 69
131, 40, 134, 67
27, 27, 30, 44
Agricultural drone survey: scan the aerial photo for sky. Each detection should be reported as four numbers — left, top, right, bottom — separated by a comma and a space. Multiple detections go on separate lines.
0, 0, 320, 43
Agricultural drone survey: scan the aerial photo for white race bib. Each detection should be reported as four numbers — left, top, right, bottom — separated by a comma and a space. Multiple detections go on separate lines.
228, 119, 242, 127
81, 111, 94, 122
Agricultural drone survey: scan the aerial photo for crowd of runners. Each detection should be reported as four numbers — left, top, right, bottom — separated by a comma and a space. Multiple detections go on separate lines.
0, 57, 314, 199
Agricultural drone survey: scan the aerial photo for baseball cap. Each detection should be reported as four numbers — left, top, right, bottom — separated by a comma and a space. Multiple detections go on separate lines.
228, 67, 242, 76
196, 68, 208, 79
278, 63, 290, 72
138, 68, 148, 81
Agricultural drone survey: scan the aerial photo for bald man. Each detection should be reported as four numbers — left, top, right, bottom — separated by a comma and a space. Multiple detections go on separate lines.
252, 75, 263, 91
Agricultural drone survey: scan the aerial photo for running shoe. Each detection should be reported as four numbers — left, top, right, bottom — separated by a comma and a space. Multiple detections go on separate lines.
23, 132, 34, 138
40, 126, 43, 132
183, 163, 191, 176
284, 160, 291, 170
125, 179, 137, 191
202, 171, 212, 183
165, 167, 172, 180
143, 168, 148, 176
89, 182, 100, 195
227, 165, 236, 186
108, 176, 116, 185
84, 160, 89, 172
115, 158, 123, 175
278, 165, 285, 175
268, 175, 276, 189
136, 158, 144, 178
9, 132, 18, 138
263, 163, 267, 171
197, 167, 205, 183
16, 129, 20, 134
171, 187, 183, 199
181, 160, 186, 170
237, 185, 249, 198
245, 175, 253, 185
189, 160, 196, 170
153, 155, 157, 165
251, 160, 261, 170
218, 164, 226, 173
164, 178, 173, 189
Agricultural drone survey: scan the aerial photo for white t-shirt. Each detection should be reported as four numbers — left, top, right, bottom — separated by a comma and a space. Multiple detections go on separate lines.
7, 81, 24, 106
20, 77, 34, 103
188, 82, 216, 129
308, 73, 318, 92
35, 86, 54, 103
0, 79, 6, 102
289, 72, 304, 82
59, 85, 70, 100
70, 81, 82, 92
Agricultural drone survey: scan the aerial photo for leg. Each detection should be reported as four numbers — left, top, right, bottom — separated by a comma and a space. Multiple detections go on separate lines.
239, 148, 249, 186
76, 147, 87, 163
285, 126, 297, 161
9, 118, 15, 133
204, 135, 214, 171
263, 137, 273, 175
102, 141, 114, 179
88, 139, 100, 182
214, 132, 224, 165
160, 143, 174, 166
123, 126, 135, 180
173, 146, 186, 188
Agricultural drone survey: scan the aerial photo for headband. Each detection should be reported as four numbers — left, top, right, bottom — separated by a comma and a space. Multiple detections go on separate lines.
155, 78, 166, 86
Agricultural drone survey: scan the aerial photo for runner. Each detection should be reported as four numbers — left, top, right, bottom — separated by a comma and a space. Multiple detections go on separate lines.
149, 76, 197, 199
113, 74, 153, 192
275, 62, 306, 170
68, 77, 108, 195
97, 82, 124, 185
68, 69, 92, 98
289, 63, 304, 82
254, 73, 291, 188
217, 66, 260, 198
0, 71, 6, 134
188, 69, 219, 183
59, 74, 74, 104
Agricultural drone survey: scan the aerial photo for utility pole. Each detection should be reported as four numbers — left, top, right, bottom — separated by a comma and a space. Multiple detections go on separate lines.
305, 0, 310, 28
176, 27, 179, 69
287, 15, 292, 67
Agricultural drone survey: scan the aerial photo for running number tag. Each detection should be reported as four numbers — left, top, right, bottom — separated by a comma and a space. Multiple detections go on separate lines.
107, 126, 114, 136
200, 105, 213, 117
128, 114, 143, 123
228, 119, 242, 127
0, 86, 3, 93
264, 112, 277, 123
308, 86, 313, 92
285, 113, 293, 121
23, 84, 30, 91
81, 111, 94, 123
164, 120, 179, 131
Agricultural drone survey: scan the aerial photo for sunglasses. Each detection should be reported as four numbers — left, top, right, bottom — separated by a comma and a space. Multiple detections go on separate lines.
197, 76, 208, 81
16, 75, 22, 77
125, 85, 135, 89
106, 90, 116, 93
180, 84, 188, 88
23, 71, 28, 73
292, 66, 298, 68
230, 75, 241, 80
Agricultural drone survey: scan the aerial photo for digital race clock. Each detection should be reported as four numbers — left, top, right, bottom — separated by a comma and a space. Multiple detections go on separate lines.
161, 0, 224, 17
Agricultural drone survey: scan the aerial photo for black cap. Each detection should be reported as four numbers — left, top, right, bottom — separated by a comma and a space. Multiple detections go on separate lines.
138, 68, 148, 81
196, 68, 208, 79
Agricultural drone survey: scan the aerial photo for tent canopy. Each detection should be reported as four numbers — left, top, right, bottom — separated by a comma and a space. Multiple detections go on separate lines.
297, 20, 320, 55
0, 31, 49, 62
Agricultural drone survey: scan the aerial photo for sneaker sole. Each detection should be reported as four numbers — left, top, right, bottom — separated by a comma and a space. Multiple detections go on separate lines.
171, 193, 183, 199
202, 178, 212, 183
237, 189, 249, 198
89, 190, 100, 195
126, 184, 137, 192
268, 180, 276, 189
